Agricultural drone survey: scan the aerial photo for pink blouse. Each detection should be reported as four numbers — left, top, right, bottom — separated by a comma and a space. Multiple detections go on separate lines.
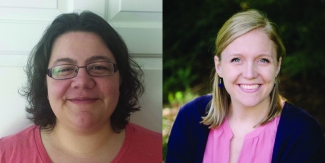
203, 116, 280, 163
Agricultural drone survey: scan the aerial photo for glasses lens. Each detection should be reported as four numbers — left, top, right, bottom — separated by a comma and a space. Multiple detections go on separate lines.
51, 65, 77, 79
87, 62, 115, 76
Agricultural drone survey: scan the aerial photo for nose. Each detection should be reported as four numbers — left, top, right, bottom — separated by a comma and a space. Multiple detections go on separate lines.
242, 62, 258, 79
70, 67, 95, 89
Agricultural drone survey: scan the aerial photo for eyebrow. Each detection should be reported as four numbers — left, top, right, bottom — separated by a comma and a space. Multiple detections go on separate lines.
228, 53, 273, 58
256, 54, 274, 58
53, 57, 77, 65
53, 55, 112, 65
86, 55, 112, 63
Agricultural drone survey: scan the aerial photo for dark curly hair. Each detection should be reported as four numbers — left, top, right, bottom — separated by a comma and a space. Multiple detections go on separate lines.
21, 11, 144, 133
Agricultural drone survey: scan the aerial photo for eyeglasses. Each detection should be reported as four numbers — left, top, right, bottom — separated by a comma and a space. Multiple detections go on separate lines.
47, 61, 118, 80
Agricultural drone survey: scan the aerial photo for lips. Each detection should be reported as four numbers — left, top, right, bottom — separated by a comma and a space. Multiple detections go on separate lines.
68, 97, 98, 104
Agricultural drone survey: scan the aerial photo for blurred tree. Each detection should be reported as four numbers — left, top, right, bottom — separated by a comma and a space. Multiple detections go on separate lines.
163, 0, 241, 103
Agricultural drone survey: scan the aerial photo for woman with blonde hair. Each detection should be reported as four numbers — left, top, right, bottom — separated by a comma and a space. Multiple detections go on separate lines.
166, 9, 325, 163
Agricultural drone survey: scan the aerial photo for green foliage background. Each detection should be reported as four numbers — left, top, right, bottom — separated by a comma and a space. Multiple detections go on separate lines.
164, 0, 325, 103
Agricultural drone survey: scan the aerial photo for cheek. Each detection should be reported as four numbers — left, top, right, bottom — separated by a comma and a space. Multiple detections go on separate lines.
221, 65, 239, 81
260, 68, 277, 83
220, 67, 239, 92
95, 74, 121, 99
47, 79, 70, 101
101, 80, 120, 97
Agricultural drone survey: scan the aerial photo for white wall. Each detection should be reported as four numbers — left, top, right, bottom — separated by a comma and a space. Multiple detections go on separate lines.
0, 0, 162, 137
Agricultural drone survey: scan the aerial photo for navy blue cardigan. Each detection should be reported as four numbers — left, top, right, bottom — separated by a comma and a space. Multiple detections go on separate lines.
166, 95, 325, 163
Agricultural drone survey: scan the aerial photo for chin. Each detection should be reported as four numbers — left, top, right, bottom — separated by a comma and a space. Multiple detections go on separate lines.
239, 99, 263, 107
69, 114, 102, 129
73, 120, 97, 130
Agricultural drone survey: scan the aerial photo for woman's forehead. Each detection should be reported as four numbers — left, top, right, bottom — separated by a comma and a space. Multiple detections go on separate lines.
48, 32, 116, 66
221, 29, 277, 58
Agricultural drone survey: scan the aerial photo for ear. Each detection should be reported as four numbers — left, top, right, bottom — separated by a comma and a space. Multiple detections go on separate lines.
276, 57, 282, 76
214, 55, 223, 78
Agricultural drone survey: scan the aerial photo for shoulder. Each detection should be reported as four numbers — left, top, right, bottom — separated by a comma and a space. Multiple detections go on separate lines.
0, 125, 39, 161
280, 102, 323, 133
178, 94, 212, 118
166, 95, 211, 163
273, 103, 325, 162
173, 94, 212, 130
174, 94, 212, 129
128, 123, 161, 142
116, 123, 161, 162
0, 125, 37, 149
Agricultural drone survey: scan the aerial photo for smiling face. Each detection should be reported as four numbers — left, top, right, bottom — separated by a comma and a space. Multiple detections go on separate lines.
215, 29, 281, 109
46, 32, 120, 133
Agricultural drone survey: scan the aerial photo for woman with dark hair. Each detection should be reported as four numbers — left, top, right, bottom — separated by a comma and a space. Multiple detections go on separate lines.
166, 9, 325, 163
0, 11, 161, 162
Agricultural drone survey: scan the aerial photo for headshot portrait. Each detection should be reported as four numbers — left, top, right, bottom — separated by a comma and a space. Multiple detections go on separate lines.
164, 1, 325, 162
0, 1, 162, 162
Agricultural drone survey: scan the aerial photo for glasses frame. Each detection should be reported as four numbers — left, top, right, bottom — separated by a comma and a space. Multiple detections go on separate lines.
47, 61, 118, 80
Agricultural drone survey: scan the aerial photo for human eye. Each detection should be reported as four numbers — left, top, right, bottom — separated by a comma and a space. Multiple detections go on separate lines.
88, 62, 113, 75
231, 58, 241, 62
259, 58, 270, 63
89, 64, 109, 71
92, 65, 108, 70
59, 66, 75, 72
52, 65, 75, 78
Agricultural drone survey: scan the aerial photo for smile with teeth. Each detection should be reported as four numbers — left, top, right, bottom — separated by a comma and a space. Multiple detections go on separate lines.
239, 84, 260, 90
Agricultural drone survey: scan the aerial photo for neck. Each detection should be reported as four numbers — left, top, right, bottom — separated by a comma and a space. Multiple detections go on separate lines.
44, 121, 125, 158
228, 97, 270, 128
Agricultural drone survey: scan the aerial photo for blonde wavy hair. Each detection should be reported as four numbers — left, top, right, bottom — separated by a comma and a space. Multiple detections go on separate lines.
201, 9, 286, 129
